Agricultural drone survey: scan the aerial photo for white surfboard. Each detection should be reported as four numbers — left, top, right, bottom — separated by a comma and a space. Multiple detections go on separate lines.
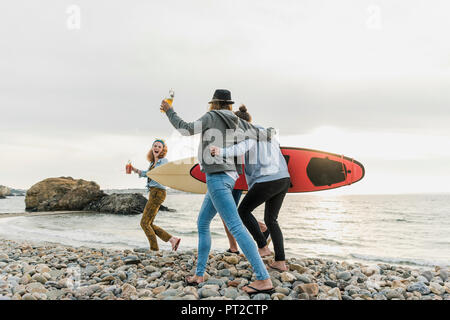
146, 157, 207, 194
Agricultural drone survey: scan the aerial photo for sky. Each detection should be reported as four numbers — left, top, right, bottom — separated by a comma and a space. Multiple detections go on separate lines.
1, 0, 450, 194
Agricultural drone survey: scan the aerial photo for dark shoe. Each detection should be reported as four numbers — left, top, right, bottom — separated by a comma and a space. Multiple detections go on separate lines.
226, 249, 240, 255
242, 285, 275, 295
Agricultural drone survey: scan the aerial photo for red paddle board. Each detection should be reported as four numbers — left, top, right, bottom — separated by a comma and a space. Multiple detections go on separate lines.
189, 147, 365, 193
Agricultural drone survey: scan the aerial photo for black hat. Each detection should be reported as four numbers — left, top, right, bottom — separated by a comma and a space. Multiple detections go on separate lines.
208, 89, 234, 104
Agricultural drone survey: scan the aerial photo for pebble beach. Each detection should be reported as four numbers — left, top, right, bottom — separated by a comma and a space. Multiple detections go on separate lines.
1, 238, 449, 301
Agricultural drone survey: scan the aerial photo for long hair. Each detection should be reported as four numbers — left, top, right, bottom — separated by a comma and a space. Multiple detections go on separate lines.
146, 142, 168, 164
208, 101, 233, 111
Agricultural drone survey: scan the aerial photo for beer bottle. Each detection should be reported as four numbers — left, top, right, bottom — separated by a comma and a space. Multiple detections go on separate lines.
161, 89, 175, 112
126, 160, 132, 174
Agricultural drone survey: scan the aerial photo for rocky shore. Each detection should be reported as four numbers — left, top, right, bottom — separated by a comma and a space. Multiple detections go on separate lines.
0, 239, 448, 301
24, 177, 175, 214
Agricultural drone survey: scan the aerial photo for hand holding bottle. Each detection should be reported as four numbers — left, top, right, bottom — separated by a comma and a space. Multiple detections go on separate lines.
160, 89, 174, 113
160, 100, 173, 113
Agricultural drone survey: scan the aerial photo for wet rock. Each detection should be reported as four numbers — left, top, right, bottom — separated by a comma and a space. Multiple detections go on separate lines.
123, 256, 141, 265
46, 289, 65, 300
26, 282, 48, 294
289, 264, 308, 274
280, 272, 296, 283
337, 272, 352, 281
416, 276, 430, 284
0, 185, 11, 198
324, 280, 337, 288
275, 287, 290, 295
251, 293, 271, 300
295, 283, 319, 296
152, 286, 166, 295
385, 288, 404, 300
35, 264, 51, 274
32, 274, 48, 284
199, 287, 220, 299
144, 266, 158, 274
391, 280, 407, 289
84, 265, 98, 276
407, 282, 430, 295
227, 280, 241, 287
182, 286, 199, 299
327, 287, 342, 300
429, 282, 445, 295
223, 256, 240, 265
20, 274, 32, 285
439, 270, 448, 282
298, 293, 309, 300
157, 288, 181, 298
421, 271, 434, 282
296, 274, 311, 284
221, 287, 239, 299
22, 293, 37, 301
271, 292, 286, 300
25, 177, 105, 212
362, 266, 380, 277
84, 193, 148, 215
219, 269, 231, 277
121, 283, 137, 299
373, 293, 387, 300
204, 278, 225, 287
365, 280, 381, 291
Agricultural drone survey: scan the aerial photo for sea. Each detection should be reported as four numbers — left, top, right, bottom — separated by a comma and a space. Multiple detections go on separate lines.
0, 192, 449, 269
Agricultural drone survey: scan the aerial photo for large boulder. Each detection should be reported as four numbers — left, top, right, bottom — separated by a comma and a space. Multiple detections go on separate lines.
0, 185, 11, 199
84, 193, 175, 215
25, 177, 106, 212
84, 193, 147, 215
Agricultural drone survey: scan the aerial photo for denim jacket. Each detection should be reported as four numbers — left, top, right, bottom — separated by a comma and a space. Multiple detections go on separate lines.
219, 125, 290, 189
139, 158, 169, 190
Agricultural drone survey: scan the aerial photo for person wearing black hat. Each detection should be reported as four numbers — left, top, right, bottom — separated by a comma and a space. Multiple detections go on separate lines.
207, 89, 235, 104
160, 89, 275, 295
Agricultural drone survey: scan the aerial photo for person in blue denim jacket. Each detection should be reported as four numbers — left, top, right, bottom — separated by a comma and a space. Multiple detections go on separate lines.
131, 139, 181, 252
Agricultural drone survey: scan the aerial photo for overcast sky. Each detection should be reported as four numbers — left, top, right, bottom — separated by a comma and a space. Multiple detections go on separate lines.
1, 0, 450, 193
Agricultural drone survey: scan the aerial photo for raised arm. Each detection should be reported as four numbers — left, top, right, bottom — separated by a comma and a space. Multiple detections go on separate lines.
164, 108, 213, 136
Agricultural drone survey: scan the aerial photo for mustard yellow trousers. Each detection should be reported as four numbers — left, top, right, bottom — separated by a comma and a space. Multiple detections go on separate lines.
140, 187, 172, 251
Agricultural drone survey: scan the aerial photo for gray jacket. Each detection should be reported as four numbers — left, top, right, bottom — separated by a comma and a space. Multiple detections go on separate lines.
165, 108, 272, 174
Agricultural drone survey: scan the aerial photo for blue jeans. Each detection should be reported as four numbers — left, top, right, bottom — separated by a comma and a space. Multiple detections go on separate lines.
196, 172, 270, 280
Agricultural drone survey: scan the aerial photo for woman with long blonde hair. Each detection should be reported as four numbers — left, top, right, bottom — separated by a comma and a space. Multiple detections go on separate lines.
131, 139, 181, 251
